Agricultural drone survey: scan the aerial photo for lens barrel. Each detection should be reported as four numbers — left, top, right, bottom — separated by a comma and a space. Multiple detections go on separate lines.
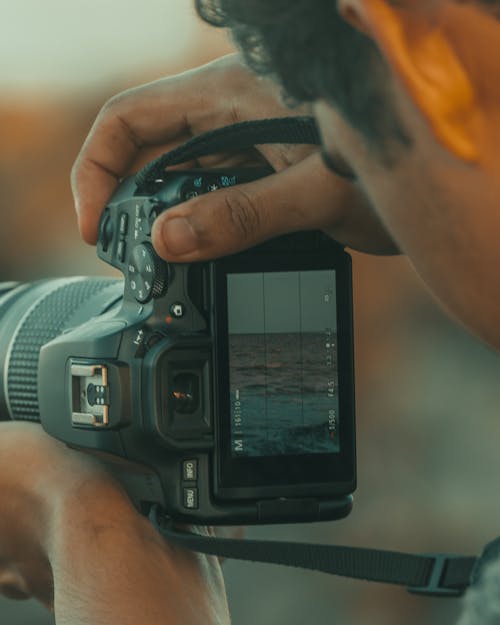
0, 278, 123, 422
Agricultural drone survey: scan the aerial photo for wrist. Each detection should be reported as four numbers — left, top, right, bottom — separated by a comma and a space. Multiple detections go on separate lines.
47, 478, 229, 625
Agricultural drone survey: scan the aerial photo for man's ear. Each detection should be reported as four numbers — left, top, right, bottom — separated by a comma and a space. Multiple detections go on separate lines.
337, 0, 479, 162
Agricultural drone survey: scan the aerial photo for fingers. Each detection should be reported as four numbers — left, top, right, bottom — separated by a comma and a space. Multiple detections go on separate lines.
151, 153, 352, 261
71, 75, 203, 243
71, 54, 314, 246
0, 571, 30, 601
71, 57, 248, 243
71, 54, 257, 245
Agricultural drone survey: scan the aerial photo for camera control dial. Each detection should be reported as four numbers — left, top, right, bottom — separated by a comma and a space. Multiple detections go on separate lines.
128, 242, 168, 303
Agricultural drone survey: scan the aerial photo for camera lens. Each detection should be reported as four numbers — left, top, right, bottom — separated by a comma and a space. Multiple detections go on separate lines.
171, 373, 199, 414
0, 278, 123, 422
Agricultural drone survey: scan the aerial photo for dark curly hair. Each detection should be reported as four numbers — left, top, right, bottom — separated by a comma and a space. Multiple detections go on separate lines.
196, 0, 499, 153
196, 0, 410, 153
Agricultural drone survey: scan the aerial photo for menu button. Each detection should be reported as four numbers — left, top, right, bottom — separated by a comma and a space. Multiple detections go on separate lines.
183, 488, 198, 509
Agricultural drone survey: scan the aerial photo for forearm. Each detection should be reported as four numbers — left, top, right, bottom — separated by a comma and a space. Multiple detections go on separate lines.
46, 480, 229, 625
0, 423, 229, 623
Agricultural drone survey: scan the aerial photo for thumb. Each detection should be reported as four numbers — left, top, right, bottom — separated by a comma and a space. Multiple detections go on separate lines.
151, 153, 351, 261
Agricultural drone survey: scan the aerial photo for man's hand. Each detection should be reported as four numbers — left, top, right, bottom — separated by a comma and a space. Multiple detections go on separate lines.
0, 422, 230, 625
71, 53, 399, 259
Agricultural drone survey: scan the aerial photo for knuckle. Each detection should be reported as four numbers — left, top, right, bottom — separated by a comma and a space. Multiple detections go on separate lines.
94, 89, 142, 150
100, 91, 129, 116
223, 188, 262, 241
98, 88, 135, 121
98, 93, 122, 120
227, 97, 241, 126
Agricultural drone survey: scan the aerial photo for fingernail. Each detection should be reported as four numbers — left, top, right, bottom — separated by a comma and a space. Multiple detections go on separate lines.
160, 217, 198, 256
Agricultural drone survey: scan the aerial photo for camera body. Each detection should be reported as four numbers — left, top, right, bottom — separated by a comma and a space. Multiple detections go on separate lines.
10, 168, 356, 524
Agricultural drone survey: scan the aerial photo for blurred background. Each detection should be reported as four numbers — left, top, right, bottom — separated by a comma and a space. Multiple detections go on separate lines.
1, 1, 499, 624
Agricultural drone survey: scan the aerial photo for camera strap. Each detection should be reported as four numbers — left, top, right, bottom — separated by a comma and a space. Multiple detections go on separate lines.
135, 116, 320, 189
150, 504, 487, 598
138, 116, 482, 598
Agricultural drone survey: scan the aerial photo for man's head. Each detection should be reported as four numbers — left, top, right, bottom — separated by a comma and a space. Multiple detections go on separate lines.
197, 0, 500, 347
196, 0, 500, 164
196, 0, 414, 157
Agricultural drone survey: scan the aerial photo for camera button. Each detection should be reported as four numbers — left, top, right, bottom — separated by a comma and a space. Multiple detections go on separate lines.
142, 200, 162, 236
119, 213, 129, 236
117, 240, 126, 263
127, 243, 168, 302
183, 488, 198, 510
98, 211, 114, 253
182, 459, 198, 481
170, 302, 185, 318
144, 208, 158, 236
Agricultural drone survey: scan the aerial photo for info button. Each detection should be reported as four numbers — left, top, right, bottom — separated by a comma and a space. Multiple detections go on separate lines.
182, 459, 198, 481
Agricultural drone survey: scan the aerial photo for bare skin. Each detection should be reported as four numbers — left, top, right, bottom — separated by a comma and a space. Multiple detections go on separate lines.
317, 0, 500, 349
71, 54, 398, 257
9, 1, 498, 623
0, 422, 229, 625
71, 45, 500, 349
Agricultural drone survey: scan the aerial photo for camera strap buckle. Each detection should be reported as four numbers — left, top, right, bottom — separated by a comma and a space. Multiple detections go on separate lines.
407, 553, 472, 597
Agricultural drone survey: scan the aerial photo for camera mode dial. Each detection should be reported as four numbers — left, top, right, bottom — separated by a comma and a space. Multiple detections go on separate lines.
127, 242, 168, 303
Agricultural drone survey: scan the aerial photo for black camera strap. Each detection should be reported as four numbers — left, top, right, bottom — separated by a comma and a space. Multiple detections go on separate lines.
138, 116, 482, 598
135, 116, 320, 189
149, 505, 483, 597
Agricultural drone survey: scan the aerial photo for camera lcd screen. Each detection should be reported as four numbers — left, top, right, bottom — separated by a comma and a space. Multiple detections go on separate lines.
226, 270, 339, 457
214, 237, 355, 496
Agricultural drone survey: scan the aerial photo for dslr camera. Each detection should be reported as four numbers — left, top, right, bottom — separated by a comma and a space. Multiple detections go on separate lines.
0, 167, 355, 524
